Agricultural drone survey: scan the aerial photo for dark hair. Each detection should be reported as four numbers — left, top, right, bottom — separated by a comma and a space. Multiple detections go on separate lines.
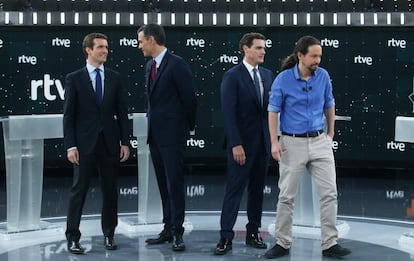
239, 32, 266, 55
137, 24, 166, 46
82, 32, 108, 58
280, 35, 321, 71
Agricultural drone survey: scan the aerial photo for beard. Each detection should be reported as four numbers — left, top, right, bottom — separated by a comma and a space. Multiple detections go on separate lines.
307, 64, 318, 72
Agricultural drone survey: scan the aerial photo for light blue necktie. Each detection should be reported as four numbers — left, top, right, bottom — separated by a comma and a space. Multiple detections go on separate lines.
95, 68, 103, 105
252, 68, 262, 106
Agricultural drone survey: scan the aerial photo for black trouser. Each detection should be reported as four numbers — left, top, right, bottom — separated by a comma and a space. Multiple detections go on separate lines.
149, 141, 186, 236
219, 149, 269, 240
66, 134, 119, 242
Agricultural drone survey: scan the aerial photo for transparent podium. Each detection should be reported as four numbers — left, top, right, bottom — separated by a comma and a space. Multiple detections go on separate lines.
0, 114, 64, 239
119, 113, 163, 233
395, 116, 414, 249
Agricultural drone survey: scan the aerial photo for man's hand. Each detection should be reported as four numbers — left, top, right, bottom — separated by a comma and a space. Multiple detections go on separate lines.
67, 149, 80, 165
232, 145, 246, 166
120, 145, 130, 162
271, 141, 282, 162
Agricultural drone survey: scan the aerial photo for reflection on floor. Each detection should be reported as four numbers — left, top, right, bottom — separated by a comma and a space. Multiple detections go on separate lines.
0, 213, 413, 261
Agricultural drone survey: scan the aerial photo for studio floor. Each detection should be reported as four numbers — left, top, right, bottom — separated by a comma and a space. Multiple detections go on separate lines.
1, 168, 414, 260
0, 212, 413, 261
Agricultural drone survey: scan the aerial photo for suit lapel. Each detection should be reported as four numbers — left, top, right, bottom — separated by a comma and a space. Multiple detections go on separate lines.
240, 64, 261, 108
81, 68, 98, 104
101, 69, 113, 107
149, 51, 169, 96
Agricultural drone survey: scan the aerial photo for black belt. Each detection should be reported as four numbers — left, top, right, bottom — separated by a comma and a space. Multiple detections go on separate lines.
281, 129, 324, 138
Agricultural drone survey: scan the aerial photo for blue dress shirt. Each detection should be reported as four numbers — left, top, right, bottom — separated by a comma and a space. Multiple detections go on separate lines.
267, 64, 335, 133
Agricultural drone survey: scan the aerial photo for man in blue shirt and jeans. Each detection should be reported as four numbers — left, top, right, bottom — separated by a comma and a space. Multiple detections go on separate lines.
265, 36, 351, 259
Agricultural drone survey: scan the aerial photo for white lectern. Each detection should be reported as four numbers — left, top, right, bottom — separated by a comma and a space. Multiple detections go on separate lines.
395, 116, 414, 249
0, 114, 63, 236
119, 113, 163, 232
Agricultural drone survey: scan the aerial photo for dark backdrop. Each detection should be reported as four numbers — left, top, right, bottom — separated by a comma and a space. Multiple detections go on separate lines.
0, 26, 413, 170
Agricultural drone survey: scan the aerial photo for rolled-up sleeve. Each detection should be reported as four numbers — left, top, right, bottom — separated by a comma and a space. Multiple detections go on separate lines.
268, 77, 282, 113
323, 72, 335, 109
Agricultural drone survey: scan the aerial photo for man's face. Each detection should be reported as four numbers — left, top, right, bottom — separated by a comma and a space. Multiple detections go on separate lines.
244, 39, 266, 66
137, 31, 153, 57
86, 38, 108, 65
298, 44, 322, 73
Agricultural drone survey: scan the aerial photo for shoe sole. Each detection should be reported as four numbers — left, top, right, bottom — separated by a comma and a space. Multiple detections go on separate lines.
145, 239, 173, 245
323, 252, 351, 258
214, 247, 232, 255
246, 242, 268, 249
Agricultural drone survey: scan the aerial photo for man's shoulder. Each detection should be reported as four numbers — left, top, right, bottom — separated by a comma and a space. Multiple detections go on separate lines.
67, 67, 86, 77
315, 66, 328, 74
104, 67, 120, 76
225, 63, 244, 75
260, 66, 274, 76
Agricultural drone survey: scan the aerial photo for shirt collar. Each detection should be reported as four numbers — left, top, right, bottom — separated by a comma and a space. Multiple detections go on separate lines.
86, 62, 104, 74
243, 59, 258, 72
153, 48, 167, 68
293, 63, 318, 80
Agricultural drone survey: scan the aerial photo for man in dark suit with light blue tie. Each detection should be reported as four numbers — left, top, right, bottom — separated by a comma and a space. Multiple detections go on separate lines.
137, 24, 197, 252
215, 32, 274, 255
63, 32, 130, 254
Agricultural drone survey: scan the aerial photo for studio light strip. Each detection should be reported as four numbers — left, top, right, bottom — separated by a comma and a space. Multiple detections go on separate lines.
1, 11, 413, 27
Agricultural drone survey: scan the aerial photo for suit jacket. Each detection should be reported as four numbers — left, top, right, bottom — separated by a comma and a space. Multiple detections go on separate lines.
221, 63, 274, 155
63, 66, 129, 156
145, 51, 197, 146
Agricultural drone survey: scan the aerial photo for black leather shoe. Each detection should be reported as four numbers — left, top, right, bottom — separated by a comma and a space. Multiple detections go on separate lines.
246, 233, 267, 249
264, 244, 289, 259
104, 236, 117, 250
214, 238, 232, 255
67, 241, 85, 255
322, 244, 351, 258
172, 234, 186, 251
145, 230, 173, 245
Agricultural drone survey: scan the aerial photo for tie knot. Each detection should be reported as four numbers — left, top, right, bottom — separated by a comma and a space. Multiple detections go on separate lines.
253, 68, 257, 73
95, 68, 101, 74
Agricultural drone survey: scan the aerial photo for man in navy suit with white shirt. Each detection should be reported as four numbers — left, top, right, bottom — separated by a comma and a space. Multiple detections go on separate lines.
215, 32, 274, 255
63, 32, 130, 254
137, 24, 197, 252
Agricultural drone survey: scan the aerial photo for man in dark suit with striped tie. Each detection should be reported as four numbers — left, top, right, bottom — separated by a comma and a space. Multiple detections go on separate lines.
63, 32, 130, 254
137, 24, 197, 252
215, 32, 274, 255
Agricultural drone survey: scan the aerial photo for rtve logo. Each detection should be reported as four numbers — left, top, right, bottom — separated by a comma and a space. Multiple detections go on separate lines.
186, 38, 205, 47
187, 137, 205, 148
386, 141, 405, 151
119, 37, 138, 47
354, 55, 373, 66
220, 54, 239, 64
31, 74, 64, 101
321, 38, 339, 48
388, 38, 406, 48
0, 39, 3, 48
51, 37, 70, 47
119, 187, 138, 196
18, 55, 37, 65
186, 185, 205, 197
